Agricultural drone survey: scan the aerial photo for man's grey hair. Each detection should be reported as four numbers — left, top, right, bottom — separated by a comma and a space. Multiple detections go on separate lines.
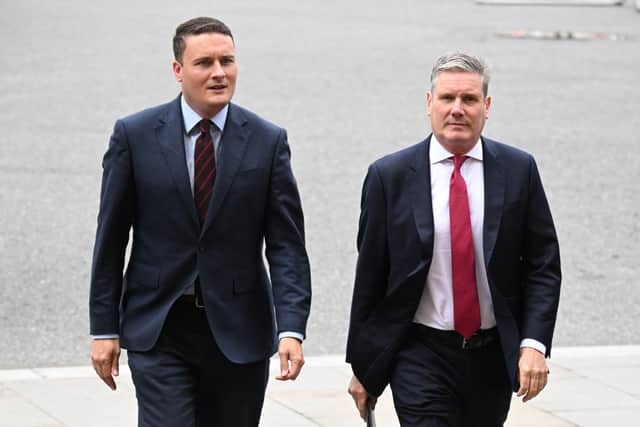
429, 52, 490, 97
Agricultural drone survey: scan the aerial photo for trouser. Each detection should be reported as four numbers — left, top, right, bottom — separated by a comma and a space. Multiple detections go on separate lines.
390, 324, 512, 427
128, 297, 269, 427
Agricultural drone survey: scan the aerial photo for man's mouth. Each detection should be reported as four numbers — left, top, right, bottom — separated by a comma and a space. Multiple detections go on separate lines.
208, 84, 227, 91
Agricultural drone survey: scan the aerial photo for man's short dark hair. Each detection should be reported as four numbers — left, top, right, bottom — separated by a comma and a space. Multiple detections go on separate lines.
173, 17, 234, 62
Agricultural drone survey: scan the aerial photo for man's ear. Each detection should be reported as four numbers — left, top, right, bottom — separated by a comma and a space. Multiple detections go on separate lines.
172, 60, 183, 83
484, 95, 492, 119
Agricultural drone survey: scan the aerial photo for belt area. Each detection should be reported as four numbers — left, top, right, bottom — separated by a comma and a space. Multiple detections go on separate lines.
412, 324, 499, 350
177, 279, 205, 309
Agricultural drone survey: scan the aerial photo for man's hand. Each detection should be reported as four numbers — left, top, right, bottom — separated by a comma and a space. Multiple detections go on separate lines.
348, 375, 377, 421
91, 338, 121, 390
516, 346, 549, 402
275, 337, 304, 381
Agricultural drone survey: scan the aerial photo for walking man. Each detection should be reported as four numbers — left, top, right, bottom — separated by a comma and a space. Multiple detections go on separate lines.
347, 52, 561, 426
90, 17, 311, 427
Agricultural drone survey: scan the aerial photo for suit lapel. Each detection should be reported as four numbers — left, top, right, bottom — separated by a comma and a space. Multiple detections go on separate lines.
201, 103, 250, 235
156, 96, 200, 228
482, 137, 505, 265
411, 137, 434, 259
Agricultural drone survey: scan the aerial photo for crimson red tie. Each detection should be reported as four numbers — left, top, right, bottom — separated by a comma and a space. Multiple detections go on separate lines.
194, 120, 216, 224
449, 155, 481, 338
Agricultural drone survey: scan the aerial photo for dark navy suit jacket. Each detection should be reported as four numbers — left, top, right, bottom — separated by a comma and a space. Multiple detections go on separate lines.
346, 135, 561, 396
90, 96, 311, 364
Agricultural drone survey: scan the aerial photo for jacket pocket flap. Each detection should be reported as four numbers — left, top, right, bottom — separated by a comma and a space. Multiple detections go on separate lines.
126, 262, 159, 288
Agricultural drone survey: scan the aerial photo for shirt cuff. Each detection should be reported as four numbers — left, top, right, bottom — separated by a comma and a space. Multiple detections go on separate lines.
279, 331, 304, 342
92, 334, 119, 340
520, 338, 546, 355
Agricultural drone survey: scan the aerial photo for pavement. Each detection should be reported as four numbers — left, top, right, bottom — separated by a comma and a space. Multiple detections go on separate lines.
2, 345, 640, 427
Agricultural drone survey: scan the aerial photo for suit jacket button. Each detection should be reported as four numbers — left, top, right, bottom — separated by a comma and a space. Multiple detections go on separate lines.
199, 246, 205, 252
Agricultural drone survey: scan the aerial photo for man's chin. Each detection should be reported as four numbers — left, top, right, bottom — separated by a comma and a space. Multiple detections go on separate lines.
442, 134, 472, 145
205, 95, 230, 106
202, 97, 231, 114
436, 133, 478, 154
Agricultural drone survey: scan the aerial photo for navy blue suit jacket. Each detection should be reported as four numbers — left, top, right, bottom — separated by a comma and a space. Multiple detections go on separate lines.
346, 136, 561, 396
90, 96, 311, 364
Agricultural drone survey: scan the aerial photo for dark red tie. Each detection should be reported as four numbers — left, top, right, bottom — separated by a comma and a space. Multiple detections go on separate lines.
194, 120, 216, 224
449, 155, 481, 338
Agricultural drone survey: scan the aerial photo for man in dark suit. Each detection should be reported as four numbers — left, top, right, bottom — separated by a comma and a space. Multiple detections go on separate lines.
347, 52, 561, 426
89, 17, 311, 427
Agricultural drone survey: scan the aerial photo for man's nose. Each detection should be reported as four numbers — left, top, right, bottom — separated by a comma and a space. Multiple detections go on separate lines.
451, 99, 464, 115
210, 62, 225, 79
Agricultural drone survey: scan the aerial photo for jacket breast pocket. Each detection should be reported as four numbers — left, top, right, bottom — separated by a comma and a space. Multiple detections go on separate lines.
233, 167, 267, 185
230, 169, 269, 205
125, 262, 160, 289
500, 200, 526, 231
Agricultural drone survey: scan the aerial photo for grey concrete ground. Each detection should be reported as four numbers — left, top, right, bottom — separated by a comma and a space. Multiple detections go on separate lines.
2, 346, 640, 427
0, 0, 638, 374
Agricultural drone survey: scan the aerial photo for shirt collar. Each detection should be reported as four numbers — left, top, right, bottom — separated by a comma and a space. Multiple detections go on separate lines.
430, 135, 483, 164
180, 95, 229, 134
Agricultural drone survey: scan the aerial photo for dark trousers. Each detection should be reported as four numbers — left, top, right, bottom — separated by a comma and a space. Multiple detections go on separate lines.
390, 325, 512, 427
127, 297, 269, 427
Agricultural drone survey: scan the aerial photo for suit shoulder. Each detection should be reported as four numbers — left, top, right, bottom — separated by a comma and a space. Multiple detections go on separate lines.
231, 104, 284, 136
484, 137, 534, 163
116, 99, 175, 128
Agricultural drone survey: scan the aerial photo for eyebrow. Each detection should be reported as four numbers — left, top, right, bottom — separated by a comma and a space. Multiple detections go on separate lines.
192, 53, 235, 62
437, 91, 481, 97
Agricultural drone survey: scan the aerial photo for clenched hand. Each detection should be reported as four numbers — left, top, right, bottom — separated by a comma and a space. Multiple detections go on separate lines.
348, 375, 377, 421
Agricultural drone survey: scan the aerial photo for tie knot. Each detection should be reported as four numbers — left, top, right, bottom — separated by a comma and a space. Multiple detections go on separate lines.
198, 119, 211, 134
453, 155, 467, 172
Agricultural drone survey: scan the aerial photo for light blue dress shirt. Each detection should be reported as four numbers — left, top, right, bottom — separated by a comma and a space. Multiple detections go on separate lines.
180, 95, 227, 194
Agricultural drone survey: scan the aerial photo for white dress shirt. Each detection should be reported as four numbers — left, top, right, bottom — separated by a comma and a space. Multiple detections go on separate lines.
413, 136, 545, 354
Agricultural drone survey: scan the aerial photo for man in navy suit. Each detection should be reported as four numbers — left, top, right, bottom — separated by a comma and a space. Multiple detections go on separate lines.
89, 17, 311, 427
347, 52, 561, 426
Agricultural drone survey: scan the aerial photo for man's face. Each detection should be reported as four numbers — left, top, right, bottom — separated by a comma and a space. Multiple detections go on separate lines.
427, 71, 491, 154
173, 32, 237, 118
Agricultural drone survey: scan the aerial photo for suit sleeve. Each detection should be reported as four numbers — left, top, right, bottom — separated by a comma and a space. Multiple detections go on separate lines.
89, 119, 135, 335
264, 129, 311, 337
521, 157, 561, 356
346, 163, 390, 363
